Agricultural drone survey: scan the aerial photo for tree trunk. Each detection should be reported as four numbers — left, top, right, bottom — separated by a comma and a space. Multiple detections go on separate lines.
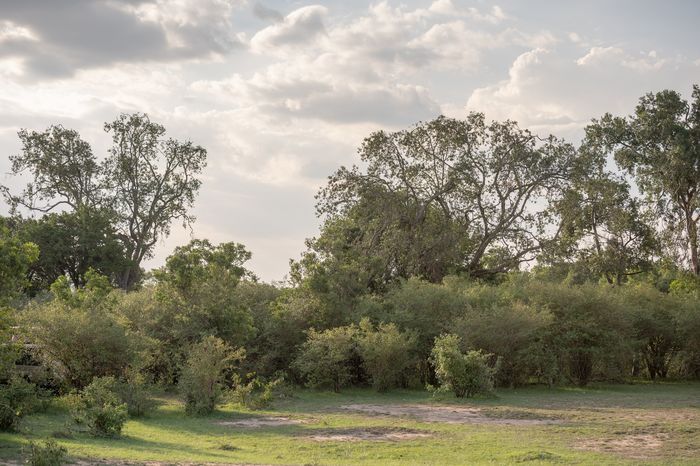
686, 209, 700, 275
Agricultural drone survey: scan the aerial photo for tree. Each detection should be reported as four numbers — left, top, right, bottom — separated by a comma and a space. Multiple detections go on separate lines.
9, 207, 127, 291
2, 113, 207, 290
588, 85, 700, 274
104, 114, 207, 289
1, 125, 102, 212
0, 224, 39, 305
316, 114, 576, 282
551, 145, 657, 285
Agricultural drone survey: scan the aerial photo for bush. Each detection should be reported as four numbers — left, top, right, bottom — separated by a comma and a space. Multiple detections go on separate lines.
0, 377, 38, 431
179, 336, 242, 415
231, 373, 286, 410
68, 376, 128, 437
430, 334, 494, 398
356, 319, 416, 391
24, 439, 67, 466
452, 295, 550, 387
23, 280, 140, 389
114, 370, 155, 417
527, 283, 633, 386
293, 326, 357, 392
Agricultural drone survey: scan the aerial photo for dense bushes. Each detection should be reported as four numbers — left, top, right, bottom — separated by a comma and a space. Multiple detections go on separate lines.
429, 334, 495, 398
293, 326, 357, 392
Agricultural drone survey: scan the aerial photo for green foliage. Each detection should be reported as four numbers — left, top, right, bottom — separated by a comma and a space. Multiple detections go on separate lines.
10, 208, 128, 292
179, 336, 243, 415
230, 373, 286, 410
24, 439, 68, 466
0, 377, 39, 431
430, 334, 494, 398
68, 376, 128, 437
293, 326, 358, 392
23, 275, 139, 389
528, 283, 632, 386
113, 370, 155, 417
356, 319, 417, 391
0, 225, 39, 305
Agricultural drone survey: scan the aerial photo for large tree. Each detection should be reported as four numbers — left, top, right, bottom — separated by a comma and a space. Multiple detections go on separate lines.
314, 114, 576, 282
104, 114, 207, 289
550, 143, 658, 285
2, 113, 207, 290
588, 85, 700, 274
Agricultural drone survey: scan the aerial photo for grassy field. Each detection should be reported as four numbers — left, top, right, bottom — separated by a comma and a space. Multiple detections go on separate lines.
1, 382, 699, 465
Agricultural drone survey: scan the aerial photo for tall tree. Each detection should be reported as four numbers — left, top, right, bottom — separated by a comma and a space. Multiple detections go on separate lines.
551, 144, 658, 285
2, 113, 207, 290
588, 85, 700, 274
315, 114, 576, 281
104, 114, 207, 289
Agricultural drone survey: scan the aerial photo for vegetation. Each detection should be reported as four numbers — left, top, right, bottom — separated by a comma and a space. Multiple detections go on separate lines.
0, 89, 699, 463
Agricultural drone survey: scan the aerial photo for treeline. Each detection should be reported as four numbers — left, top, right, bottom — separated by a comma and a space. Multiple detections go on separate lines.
1, 86, 700, 432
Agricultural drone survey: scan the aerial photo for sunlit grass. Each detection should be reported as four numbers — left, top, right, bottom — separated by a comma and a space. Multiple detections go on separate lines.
0, 382, 698, 465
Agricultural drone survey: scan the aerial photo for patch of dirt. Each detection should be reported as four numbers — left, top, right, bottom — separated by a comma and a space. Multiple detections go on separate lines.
575, 432, 670, 459
216, 416, 307, 428
340, 404, 558, 425
306, 426, 432, 442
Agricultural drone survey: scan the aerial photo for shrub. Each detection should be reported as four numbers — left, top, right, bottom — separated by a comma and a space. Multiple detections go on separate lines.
430, 334, 494, 398
68, 376, 128, 437
0, 377, 38, 431
452, 299, 550, 387
22, 281, 140, 389
179, 336, 242, 415
24, 439, 67, 466
231, 373, 286, 410
293, 326, 357, 392
527, 283, 633, 386
356, 319, 416, 391
114, 370, 155, 417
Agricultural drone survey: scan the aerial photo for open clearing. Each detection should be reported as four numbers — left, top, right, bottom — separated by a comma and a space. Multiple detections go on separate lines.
0, 382, 699, 465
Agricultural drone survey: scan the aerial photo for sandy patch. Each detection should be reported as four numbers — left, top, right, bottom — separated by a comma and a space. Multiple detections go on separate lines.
216, 416, 306, 428
306, 427, 432, 442
576, 433, 670, 459
340, 404, 558, 425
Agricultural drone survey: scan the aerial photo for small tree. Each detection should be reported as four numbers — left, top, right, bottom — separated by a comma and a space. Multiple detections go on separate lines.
356, 319, 416, 391
179, 336, 242, 415
293, 326, 357, 392
430, 334, 494, 398
68, 376, 128, 437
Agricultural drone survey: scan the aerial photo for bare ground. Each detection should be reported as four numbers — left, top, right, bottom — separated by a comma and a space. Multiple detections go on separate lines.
339, 403, 559, 425
305, 426, 432, 442
216, 416, 308, 428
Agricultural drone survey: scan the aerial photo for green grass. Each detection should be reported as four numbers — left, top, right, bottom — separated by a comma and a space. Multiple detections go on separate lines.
1, 382, 699, 465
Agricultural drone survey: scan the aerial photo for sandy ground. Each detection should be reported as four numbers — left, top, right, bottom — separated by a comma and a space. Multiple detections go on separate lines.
339, 403, 559, 425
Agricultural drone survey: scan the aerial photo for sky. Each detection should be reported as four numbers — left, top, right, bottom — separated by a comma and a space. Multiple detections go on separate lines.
0, 0, 698, 282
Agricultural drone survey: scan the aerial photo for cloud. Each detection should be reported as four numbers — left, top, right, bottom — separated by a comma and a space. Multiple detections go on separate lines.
250, 5, 328, 53
576, 46, 669, 71
464, 46, 696, 140
252, 2, 283, 22
0, 0, 244, 80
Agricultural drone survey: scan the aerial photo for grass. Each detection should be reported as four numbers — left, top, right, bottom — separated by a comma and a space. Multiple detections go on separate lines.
1, 382, 699, 465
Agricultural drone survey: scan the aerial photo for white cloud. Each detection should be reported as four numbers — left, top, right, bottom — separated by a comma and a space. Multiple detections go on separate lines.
250, 5, 328, 53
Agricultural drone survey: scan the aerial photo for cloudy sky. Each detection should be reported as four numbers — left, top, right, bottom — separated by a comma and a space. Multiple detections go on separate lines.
0, 0, 698, 281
